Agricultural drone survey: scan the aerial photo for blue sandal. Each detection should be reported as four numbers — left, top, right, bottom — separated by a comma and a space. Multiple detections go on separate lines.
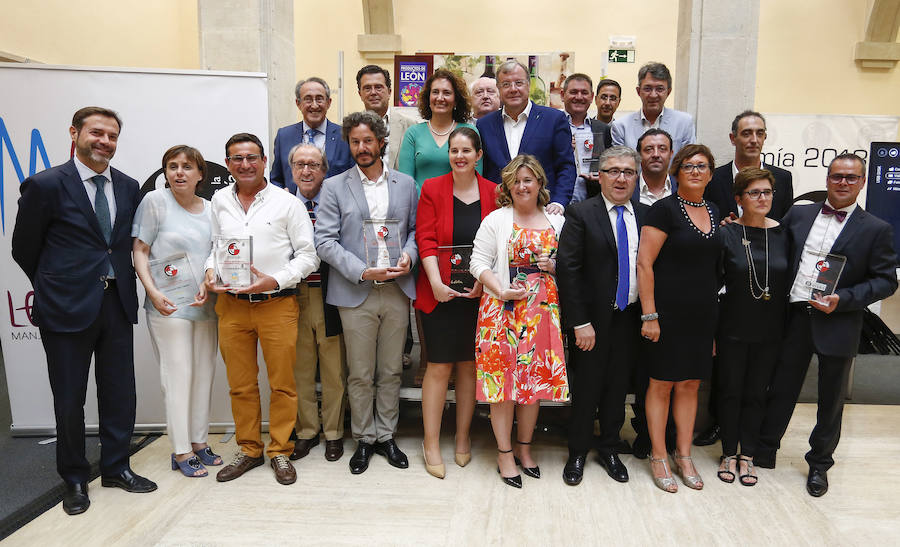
171, 453, 208, 477
193, 446, 223, 466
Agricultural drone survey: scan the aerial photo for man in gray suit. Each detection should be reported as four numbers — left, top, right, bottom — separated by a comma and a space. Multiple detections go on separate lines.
610, 62, 695, 155
315, 111, 418, 475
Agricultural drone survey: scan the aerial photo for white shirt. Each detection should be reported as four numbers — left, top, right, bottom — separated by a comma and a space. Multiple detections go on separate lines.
789, 200, 858, 302
74, 156, 116, 223
641, 106, 666, 131
502, 100, 533, 161
205, 181, 319, 292
358, 165, 392, 268
638, 173, 672, 206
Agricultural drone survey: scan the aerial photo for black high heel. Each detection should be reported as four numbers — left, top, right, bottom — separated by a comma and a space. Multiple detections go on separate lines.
515, 440, 541, 479
497, 448, 522, 489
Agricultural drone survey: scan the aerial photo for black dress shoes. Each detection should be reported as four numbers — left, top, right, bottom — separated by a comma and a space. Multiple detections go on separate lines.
349, 442, 374, 474
100, 469, 158, 493
562, 454, 586, 486
693, 424, 721, 447
597, 452, 629, 483
289, 435, 320, 460
632, 435, 651, 460
807, 468, 829, 497
497, 467, 523, 488
374, 439, 409, 469
62, 482, 90, 515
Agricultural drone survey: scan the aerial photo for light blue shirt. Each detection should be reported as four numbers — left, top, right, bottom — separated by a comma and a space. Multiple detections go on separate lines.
301, 120, 327, 150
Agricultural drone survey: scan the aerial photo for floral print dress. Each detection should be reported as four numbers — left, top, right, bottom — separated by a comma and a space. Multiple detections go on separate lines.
475, 223, 569, 403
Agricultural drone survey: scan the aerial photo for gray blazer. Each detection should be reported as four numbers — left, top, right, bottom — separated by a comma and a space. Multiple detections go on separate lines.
315, 166, 418, 307
610, 108, 696, 155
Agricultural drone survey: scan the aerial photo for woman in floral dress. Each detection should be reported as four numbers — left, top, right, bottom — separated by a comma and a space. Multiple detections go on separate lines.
470, 154, 568, 488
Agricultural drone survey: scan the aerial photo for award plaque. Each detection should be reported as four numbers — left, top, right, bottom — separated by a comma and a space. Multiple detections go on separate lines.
363, 219, 401, 268
804, 251, 847, 300
439, 245, 475, 290
148, 252, 199, 307
214, 235, 253, 287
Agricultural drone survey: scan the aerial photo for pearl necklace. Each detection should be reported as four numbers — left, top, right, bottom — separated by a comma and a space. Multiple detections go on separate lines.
741, 223, 770, 301
427, 120, 455, 136
676, 195, 706, 208
677, 198, 716, 240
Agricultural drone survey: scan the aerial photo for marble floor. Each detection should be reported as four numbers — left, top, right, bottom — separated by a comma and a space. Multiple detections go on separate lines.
6, 403, 900, 546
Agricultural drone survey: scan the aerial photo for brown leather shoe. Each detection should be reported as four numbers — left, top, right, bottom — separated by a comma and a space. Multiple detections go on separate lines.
324, 439, 344, 461
289, 436, 320, 461
215, 452, 264, 482
270, 455, 297, 485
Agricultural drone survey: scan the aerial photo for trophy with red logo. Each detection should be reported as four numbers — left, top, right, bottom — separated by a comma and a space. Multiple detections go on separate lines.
148, 252, 199, 307
214, 235, 253, 287
805, 251, 847, 301
363, 219, 401, 268
438, 244, 475, 291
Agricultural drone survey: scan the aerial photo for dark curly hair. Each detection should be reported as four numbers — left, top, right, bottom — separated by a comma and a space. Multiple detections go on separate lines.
417, 68, 471, 123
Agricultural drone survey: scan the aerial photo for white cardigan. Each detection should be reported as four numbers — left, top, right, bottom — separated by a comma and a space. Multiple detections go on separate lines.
470, 205, 566, 300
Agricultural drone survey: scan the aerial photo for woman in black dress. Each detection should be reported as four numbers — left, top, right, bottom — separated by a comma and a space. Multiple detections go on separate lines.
637, 144, 723, 493
414, 127, 497, 479
715, 167, 789, 486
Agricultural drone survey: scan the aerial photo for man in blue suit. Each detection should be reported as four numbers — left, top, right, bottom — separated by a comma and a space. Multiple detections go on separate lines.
611, 63, 696, 156
12, 107, 156, 516
271, 77, 353, 193
477, 60, 576, 214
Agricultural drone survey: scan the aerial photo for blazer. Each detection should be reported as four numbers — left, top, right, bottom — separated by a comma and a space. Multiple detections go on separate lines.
610, 108, 696, 155
315, 166, 418, 307
587, 118, 614, 173
557, 196, 649, 332
785, 203, 898, 357
11, 159, 140, 332
704, 162, 793, 221
413, 172, 498, 313
476, 103, 577, 206
387, 108, 419, 171
270, 119, 353, 194
470, 206, 565, 300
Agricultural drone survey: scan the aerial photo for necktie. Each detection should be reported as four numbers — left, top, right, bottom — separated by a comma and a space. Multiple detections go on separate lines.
304, 200, 322, 285
305, 200, 316, 223
92, 175, 115, 277
305, 128, 317, 145
614, 205, 629, 310
821, 203, 847, 222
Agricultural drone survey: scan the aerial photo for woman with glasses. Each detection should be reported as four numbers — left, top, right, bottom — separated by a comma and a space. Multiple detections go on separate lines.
637, 144, 723, 493
715, 167, 789, 486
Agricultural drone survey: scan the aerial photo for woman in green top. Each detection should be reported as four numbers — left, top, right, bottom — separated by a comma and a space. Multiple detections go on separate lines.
398, 68, 481, 191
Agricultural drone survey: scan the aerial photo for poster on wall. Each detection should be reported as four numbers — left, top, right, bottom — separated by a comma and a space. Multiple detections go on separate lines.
393, 55, 435, 107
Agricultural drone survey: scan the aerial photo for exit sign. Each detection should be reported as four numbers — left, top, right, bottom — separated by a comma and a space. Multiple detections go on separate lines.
608, 49, 635, 63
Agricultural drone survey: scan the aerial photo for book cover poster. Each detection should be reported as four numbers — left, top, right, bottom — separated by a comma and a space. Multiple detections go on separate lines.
394, 55, 434, 107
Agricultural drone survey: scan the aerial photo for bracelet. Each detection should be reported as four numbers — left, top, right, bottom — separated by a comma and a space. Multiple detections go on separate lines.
640, 312, 659, 321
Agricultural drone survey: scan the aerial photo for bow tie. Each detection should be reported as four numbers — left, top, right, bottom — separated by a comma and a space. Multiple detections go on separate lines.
821, 204, 847, 222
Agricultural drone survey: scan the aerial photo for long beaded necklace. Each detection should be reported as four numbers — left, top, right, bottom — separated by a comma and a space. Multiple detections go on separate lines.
741, 223, 770, 300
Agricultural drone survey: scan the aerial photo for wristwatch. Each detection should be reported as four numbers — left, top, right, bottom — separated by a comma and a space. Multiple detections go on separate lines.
640, 312, 659, 321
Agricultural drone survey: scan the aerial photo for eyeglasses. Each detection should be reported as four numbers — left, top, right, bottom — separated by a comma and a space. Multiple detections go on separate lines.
291, 161, 322, 171
499, 80, 528, 90
301, 96, 328, 105
640, 86, 668, 95
743, 189, 774, 200
827, 173, 862, 185
600, 168, 637, 179
680, 163, 709, 173
227, 154, 261, 164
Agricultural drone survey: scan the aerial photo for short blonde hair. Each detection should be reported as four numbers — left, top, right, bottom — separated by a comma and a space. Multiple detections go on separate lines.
496, 155, 550, 208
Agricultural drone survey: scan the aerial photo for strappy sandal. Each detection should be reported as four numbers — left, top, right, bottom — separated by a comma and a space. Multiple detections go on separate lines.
673, 453, 704, 490
738, 455, 758, 487
649, 455, 678, 493
718, 455, 737, 484
171, 453, 208, 478
193, 446, 223, 466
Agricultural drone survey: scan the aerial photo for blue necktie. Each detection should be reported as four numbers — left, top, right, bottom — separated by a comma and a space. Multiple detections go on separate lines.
614, 205, 629, 310
92, 175, 115, 277
305, 128, 317, 145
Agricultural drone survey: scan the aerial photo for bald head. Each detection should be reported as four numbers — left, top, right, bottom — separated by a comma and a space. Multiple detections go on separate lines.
470, 77, 500, 119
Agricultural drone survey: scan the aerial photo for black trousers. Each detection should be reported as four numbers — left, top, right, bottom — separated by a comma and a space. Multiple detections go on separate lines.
716, 337, 780, 456
567, 306, 638, 456
758, 304, 853, 472
40, 286, 136, 485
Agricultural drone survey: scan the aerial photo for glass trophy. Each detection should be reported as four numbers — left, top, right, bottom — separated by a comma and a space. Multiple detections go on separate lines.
805, 251, 847, 301
148, 252, 199, 307
363, 219, 401, 268
213, 235, 253, 287
439, 245, 475, 290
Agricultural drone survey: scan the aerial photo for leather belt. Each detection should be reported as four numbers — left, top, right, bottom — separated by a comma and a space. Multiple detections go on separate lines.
233, 288, 298, 302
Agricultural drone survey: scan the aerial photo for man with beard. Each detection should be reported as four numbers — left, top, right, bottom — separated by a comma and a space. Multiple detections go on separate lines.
470, 76, 500, 120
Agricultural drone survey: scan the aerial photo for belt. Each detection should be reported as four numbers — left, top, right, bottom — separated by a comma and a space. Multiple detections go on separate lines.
373, 279, 395, 286
303, 280, 322, 288
232, 288, 298, 302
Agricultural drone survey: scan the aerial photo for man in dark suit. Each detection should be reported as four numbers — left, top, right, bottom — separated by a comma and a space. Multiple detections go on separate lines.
757, 153, 897, 497
271, 77, 353, 193
11, 107, 156, 516
561, 73, 612, 204
477, 59, 576, 214
558, 146, 648, 486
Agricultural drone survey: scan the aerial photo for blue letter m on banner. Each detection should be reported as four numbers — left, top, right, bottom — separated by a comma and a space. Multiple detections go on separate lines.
0, 116, 52, 233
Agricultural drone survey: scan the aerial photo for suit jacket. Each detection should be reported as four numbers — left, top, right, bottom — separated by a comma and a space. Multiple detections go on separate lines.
557, 196, 649, 334
477, 103, 577, 206
413, 172, 497, 313
387, 108, 419, 171
11, 159, 140, 332
610, 108, 696, 155
270, 119, 353, 194
704, 162, 793, 221
315, 166, 418, 307
785, 203, 898, 357
587, 118, 613, 173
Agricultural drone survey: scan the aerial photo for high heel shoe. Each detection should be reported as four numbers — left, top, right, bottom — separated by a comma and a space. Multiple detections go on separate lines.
422, 442, 445, 479
514, 440, 541, 479
454, 435, 471, 467
171, 453, 208, 478
649, 454, 677, 493
673, 453, 703, 490
497, 448, 522, 488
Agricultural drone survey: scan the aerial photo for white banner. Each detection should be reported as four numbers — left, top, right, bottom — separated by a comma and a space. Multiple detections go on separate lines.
1, 63, 269, 434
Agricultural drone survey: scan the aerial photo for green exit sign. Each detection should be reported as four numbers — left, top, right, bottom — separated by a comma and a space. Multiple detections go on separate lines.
608, 49, 635, 63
